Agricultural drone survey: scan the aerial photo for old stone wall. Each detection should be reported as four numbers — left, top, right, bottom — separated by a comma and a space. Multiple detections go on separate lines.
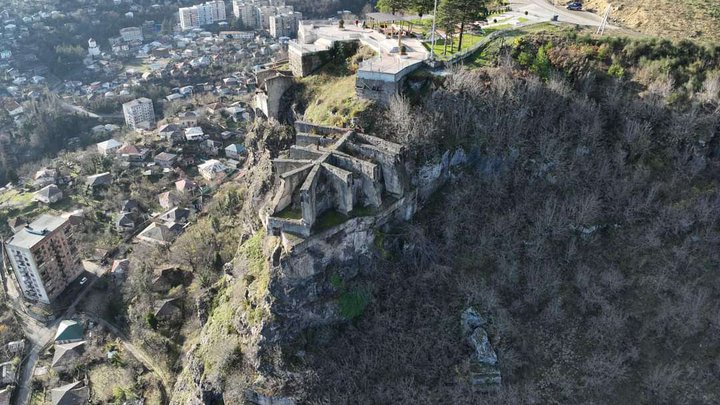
256, 75, 296, 120
265, 191, 418, 344
289, 47, 331, 77
294, 121, 347, 136
296, 133, 336, 148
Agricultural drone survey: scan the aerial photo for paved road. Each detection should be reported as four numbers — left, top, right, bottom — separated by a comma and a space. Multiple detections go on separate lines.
10, 261, 106, 405
506, 0, 618, 29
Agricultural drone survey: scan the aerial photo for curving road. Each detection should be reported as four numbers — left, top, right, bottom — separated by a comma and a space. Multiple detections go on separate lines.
506, 0, 618, 29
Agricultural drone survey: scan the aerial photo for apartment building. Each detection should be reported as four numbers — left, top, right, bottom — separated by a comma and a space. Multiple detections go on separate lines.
269, 11, 302, 38
119, 26, 143, 42
232, 1, 260, 28
232, 1, 294, 31
5, 215, 82, 305
122, 98, 155, 130
179, 0, 227, 30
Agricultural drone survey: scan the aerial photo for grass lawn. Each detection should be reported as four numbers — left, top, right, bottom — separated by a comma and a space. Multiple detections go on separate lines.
0, 189, 35, 207
302, 74, 371, 127
89, 364, 137, 403
123, 58, 151, 74
275, 206, 302, 220
425, 33, 485, 60
314, 210, 348, 232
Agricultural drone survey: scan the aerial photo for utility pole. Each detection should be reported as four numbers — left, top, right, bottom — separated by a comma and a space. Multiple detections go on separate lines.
430, 0, 438, 60
596, 4, 611, 36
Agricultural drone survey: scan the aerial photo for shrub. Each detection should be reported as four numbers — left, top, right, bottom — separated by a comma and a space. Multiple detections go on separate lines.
608, 60, 625, 78
518, 51, 534, 67
531, 43, 552, 79
338, 288, 371, 320
145, 312, 158, 330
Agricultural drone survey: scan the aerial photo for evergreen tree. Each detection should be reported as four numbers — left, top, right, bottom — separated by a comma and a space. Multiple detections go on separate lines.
377, 0, 411, 14
438, 0, 488, 52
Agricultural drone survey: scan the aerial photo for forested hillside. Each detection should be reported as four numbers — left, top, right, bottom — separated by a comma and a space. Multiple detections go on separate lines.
275, 38, 720, 403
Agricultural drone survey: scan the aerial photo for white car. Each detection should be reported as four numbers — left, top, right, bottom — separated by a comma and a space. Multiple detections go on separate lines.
79, 277, 88, 285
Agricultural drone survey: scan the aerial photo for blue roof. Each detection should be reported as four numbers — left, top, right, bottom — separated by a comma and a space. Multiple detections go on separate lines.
225, 144, 246, 153
54, 320, 84, 342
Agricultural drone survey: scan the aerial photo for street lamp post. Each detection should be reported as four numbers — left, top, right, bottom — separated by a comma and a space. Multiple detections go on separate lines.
430, 0, 438, 60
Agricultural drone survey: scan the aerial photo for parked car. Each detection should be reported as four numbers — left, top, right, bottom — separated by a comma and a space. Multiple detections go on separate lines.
567, 2, 583, 10
79, 277, 88, 285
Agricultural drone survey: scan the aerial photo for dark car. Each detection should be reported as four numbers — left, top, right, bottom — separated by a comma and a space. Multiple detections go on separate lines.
567, 2, 583, 10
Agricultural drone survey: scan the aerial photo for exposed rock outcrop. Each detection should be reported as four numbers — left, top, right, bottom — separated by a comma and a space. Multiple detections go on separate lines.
461, 308, 502, 387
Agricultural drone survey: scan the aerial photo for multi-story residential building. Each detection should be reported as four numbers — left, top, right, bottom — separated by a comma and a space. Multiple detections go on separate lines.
119, 26, 143, 42
179, 0, 227, 31
5, 215, 82, 305
269, 11, 301, 38
122, 98, 155, 130
179, 7, 199, 31
232, 1, 259, 28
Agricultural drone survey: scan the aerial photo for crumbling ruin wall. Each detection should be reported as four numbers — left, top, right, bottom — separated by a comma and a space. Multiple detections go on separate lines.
342, 142, 404, 197
294, 121, 347, 136
296, 133, 336, 148
256, 74, 295, 120
322, 163, 354, 214
273, 165, 313, 214
289, 48, 331, 78
300, 165, 321, 227
265, 191, 418, 344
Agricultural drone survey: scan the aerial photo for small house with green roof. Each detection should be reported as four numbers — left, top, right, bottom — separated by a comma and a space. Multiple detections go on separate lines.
54, 320, 83, 344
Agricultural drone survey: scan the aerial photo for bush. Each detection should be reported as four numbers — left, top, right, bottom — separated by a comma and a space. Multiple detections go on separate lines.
338, 288, 371, 320
608, 60, 625, 78
145, 312, 158, 330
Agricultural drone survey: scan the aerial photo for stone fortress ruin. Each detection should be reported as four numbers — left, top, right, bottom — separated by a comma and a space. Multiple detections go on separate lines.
264, 121, 409, 239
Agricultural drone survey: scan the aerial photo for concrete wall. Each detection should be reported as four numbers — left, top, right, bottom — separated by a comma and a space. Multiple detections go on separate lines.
272, 159, 314, 179
289, 46, 331, 77
256, 69, 292, 89
355, 61, 424, 104
355, 77, 400, 104
281, 190, 418, 270
255, 74, 295, 120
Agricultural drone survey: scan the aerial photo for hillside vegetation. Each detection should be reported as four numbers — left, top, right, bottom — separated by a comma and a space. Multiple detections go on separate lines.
584, 0, 720, 41
275, 36, 720, 403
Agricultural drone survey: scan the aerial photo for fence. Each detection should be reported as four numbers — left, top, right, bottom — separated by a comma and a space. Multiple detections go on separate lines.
444, 22, 545, 66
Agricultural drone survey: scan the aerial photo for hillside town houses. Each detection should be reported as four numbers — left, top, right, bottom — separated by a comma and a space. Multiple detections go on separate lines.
0, 0, 278, 316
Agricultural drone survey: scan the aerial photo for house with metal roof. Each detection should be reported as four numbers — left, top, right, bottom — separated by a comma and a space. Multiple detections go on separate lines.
54, 320, 84, 344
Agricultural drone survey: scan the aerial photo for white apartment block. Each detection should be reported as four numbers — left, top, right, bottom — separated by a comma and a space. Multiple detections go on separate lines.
269, 11, 302, 38
5, 215, 82, 305
123, 98, 155, 130
119, 26, 143, 42
179, 0, 227, 30
232, 1, 259, 28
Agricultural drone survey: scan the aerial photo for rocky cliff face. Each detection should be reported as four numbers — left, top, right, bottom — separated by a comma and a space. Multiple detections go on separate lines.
170, 146, 468, 404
